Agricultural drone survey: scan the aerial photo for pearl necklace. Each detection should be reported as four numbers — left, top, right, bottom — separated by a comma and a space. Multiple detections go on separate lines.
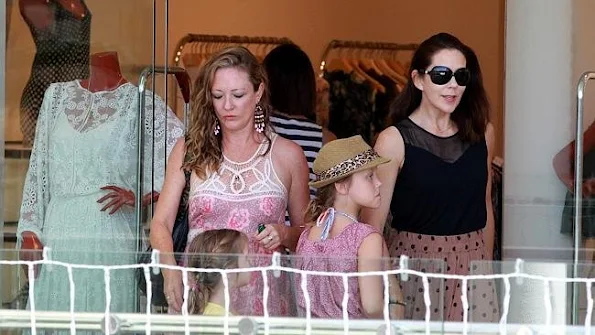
317, 207, 359, 240
334, 210, 359, 224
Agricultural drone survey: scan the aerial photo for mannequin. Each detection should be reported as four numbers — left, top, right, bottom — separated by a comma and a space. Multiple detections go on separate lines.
19, 0, 91, 146
20, 52, 160, 276
85, 52, 160, 213
19, 0, 87, 30
79, 51, 127, 92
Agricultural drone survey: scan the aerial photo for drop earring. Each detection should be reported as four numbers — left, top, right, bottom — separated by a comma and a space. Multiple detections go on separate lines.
254, 104, 265, 133
214, 119, 221, 136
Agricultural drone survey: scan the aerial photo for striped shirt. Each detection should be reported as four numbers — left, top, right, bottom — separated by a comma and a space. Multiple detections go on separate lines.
271, 112, 323, 200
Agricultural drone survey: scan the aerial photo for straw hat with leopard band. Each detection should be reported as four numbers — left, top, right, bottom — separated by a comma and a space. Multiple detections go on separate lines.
310, 135, 390, 188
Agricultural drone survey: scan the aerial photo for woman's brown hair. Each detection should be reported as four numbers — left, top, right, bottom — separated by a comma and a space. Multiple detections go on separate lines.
183, 46, 272, 179
186, 229, 248, 315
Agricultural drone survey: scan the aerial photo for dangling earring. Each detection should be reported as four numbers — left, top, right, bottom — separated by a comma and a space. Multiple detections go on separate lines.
214, 119, 221, 136
254, 104, 265, 133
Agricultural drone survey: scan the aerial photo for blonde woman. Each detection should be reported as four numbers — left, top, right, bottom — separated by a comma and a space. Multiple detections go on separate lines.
150, 46, 310, 316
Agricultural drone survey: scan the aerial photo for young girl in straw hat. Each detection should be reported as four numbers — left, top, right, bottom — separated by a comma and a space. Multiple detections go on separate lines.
295, 135, 404, 319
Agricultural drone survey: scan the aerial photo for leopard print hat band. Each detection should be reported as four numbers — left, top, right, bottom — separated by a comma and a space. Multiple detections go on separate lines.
310, 135, 390, 188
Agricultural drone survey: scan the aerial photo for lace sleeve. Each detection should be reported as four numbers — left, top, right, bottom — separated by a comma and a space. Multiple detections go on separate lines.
16, 84, 60, 245
142, 93, 184, 193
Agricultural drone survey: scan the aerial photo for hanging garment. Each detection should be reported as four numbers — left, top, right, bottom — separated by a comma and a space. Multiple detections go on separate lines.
20, 0, 92, 146
363, 69, 400, 140
324, 71, 376, 144
16, 80, 184, 325
187, 133, 296, 317
561, 149, 595, 238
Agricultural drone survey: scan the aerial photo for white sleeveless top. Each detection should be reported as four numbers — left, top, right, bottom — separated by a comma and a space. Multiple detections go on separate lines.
187, 133, 288, 247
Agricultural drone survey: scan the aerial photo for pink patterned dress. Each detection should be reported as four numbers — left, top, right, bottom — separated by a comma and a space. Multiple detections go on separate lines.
295, 223, 379, 319
187, 133, 295, 316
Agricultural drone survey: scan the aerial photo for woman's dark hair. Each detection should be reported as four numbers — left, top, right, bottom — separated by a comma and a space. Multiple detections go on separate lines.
388, 32, 489, 143
263, 43, 317, 121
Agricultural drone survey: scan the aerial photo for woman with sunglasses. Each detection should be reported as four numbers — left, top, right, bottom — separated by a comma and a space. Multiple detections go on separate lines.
361, 33, 498, 322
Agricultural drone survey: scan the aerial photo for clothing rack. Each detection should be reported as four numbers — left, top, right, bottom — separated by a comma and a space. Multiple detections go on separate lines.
169, 34, 293, 115
172, 33, 293, 65
318, 39, 418, 74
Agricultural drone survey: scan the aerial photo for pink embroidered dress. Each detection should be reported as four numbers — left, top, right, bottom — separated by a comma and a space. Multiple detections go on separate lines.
187, 133, 295, 316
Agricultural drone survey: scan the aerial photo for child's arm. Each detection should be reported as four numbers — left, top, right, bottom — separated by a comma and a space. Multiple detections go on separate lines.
358, 232, 385, 319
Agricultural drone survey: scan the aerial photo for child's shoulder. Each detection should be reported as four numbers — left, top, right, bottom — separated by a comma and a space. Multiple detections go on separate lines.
350, 221, 381, 237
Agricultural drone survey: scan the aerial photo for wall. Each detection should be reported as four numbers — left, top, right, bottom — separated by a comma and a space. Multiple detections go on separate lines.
573, 0, 595, 127
157, 0, 505, 156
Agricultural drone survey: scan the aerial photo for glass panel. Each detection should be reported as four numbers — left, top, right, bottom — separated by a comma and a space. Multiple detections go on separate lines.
0, 249, 445, 332
2, 0, 171, 318
470, 259, 595, 326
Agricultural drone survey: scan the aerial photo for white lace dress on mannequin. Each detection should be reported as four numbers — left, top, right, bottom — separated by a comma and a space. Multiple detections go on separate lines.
16, 80, 184, 316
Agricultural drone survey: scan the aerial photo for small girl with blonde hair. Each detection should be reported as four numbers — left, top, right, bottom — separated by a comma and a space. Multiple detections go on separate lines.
186, 229, 250, 316
296, 135, 404, 319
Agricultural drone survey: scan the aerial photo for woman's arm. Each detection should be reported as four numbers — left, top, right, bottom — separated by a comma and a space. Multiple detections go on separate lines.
149, 138, 187, 311
263, 138, 310, 252
150, 138, 187, 260
283, 141, 310, 251
322, 127, 337, 145
361, 127, 405, 232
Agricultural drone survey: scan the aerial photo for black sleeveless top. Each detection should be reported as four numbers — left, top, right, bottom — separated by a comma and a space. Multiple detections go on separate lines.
390, 118, 488, 235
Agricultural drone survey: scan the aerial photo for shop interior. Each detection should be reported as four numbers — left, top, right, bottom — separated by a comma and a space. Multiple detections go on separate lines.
0, 0, 506, 314
14, 0, 595, 325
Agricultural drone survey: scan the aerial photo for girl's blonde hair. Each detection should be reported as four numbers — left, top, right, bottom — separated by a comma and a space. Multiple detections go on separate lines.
186, 229, 248, 314
183, 46, 272, 179
304, 176, 350, 224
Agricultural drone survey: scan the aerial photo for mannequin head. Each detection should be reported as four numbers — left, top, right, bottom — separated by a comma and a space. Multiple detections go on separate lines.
82, 51, 126, 91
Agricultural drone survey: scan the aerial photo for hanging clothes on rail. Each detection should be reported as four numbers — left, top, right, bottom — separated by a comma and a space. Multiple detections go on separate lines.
321, 43, 414, 145
324, 70, 376, 144
364, 69, 400, 140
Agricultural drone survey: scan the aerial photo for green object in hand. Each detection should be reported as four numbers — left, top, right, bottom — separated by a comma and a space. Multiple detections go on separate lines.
258, 223, 266, 234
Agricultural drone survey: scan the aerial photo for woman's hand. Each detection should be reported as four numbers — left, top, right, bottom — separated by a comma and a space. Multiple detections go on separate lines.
19, 231, 44, 279
162, 269, 183, 313
390, 304, 405, 319
255, 224, 287, 251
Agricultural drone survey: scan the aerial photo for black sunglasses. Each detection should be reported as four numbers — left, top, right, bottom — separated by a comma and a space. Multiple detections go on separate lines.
419, 66, 471, 86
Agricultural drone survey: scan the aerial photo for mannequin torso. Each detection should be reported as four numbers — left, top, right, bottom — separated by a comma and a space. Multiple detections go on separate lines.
19, 0, 87, 30
79, 52, 128, 92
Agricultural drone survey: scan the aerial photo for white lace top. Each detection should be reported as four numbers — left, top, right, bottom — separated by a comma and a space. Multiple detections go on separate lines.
187, 133, 288, 244
17, 80, 184, 243
187, 133, 293, 316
